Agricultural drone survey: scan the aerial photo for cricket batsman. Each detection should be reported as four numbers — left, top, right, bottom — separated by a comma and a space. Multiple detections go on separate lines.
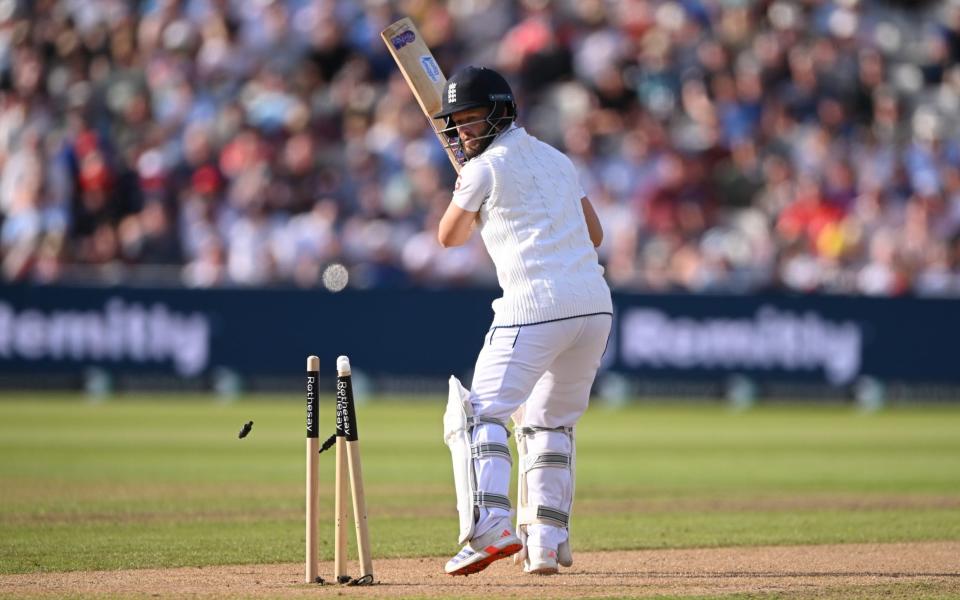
435, 66, 612, 576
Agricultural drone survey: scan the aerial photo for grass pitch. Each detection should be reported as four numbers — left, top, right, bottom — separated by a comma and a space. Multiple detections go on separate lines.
1, 395, 959, 575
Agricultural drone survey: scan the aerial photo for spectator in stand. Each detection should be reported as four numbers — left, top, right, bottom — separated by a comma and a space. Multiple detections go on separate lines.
0, 0, 957, 296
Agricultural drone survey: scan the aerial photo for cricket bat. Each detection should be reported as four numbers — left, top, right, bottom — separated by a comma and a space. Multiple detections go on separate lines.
380, 17, 464, 172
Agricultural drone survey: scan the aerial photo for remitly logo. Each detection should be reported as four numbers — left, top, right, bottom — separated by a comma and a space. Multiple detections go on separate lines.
0, 298, 209, 375
391, 30, 415, 50
447, 82, 457, 104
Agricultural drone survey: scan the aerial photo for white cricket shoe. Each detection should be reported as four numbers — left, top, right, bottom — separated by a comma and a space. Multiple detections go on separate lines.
444, 519, 523, 576
523, 545, 559, 575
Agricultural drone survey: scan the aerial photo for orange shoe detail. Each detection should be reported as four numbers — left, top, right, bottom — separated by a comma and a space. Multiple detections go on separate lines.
447, 542, 522, 577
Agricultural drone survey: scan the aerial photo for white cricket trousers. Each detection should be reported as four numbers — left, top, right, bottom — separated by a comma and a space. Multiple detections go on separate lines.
468, 313, 611, 550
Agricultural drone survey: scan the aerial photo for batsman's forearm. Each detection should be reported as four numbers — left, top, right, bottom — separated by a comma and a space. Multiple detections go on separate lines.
581, 197, 603, 247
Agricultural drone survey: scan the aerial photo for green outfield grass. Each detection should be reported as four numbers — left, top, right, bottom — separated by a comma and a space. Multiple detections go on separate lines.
1, 395, 959, 575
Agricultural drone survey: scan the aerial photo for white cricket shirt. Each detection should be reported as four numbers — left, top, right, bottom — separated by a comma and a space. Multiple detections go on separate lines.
452, 125, 612, 326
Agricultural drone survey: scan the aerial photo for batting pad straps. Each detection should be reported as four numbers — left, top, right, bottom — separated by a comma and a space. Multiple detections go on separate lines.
522, 452, 571, 472
474, 491, 512, 511
468, 415, 510, 435
518, 504, 570, 528
517, 425, 573, 436
471, 441, 513, 464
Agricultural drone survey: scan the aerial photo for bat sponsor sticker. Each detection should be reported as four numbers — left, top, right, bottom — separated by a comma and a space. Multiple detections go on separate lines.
391, 30, 415, 50
420, 55, 442, 82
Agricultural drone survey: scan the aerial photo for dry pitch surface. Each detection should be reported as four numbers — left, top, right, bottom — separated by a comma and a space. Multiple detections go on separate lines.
2, 541, 958, 599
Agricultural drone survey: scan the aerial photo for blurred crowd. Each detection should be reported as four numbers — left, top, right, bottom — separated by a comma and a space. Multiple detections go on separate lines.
2, 0, 960, 295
